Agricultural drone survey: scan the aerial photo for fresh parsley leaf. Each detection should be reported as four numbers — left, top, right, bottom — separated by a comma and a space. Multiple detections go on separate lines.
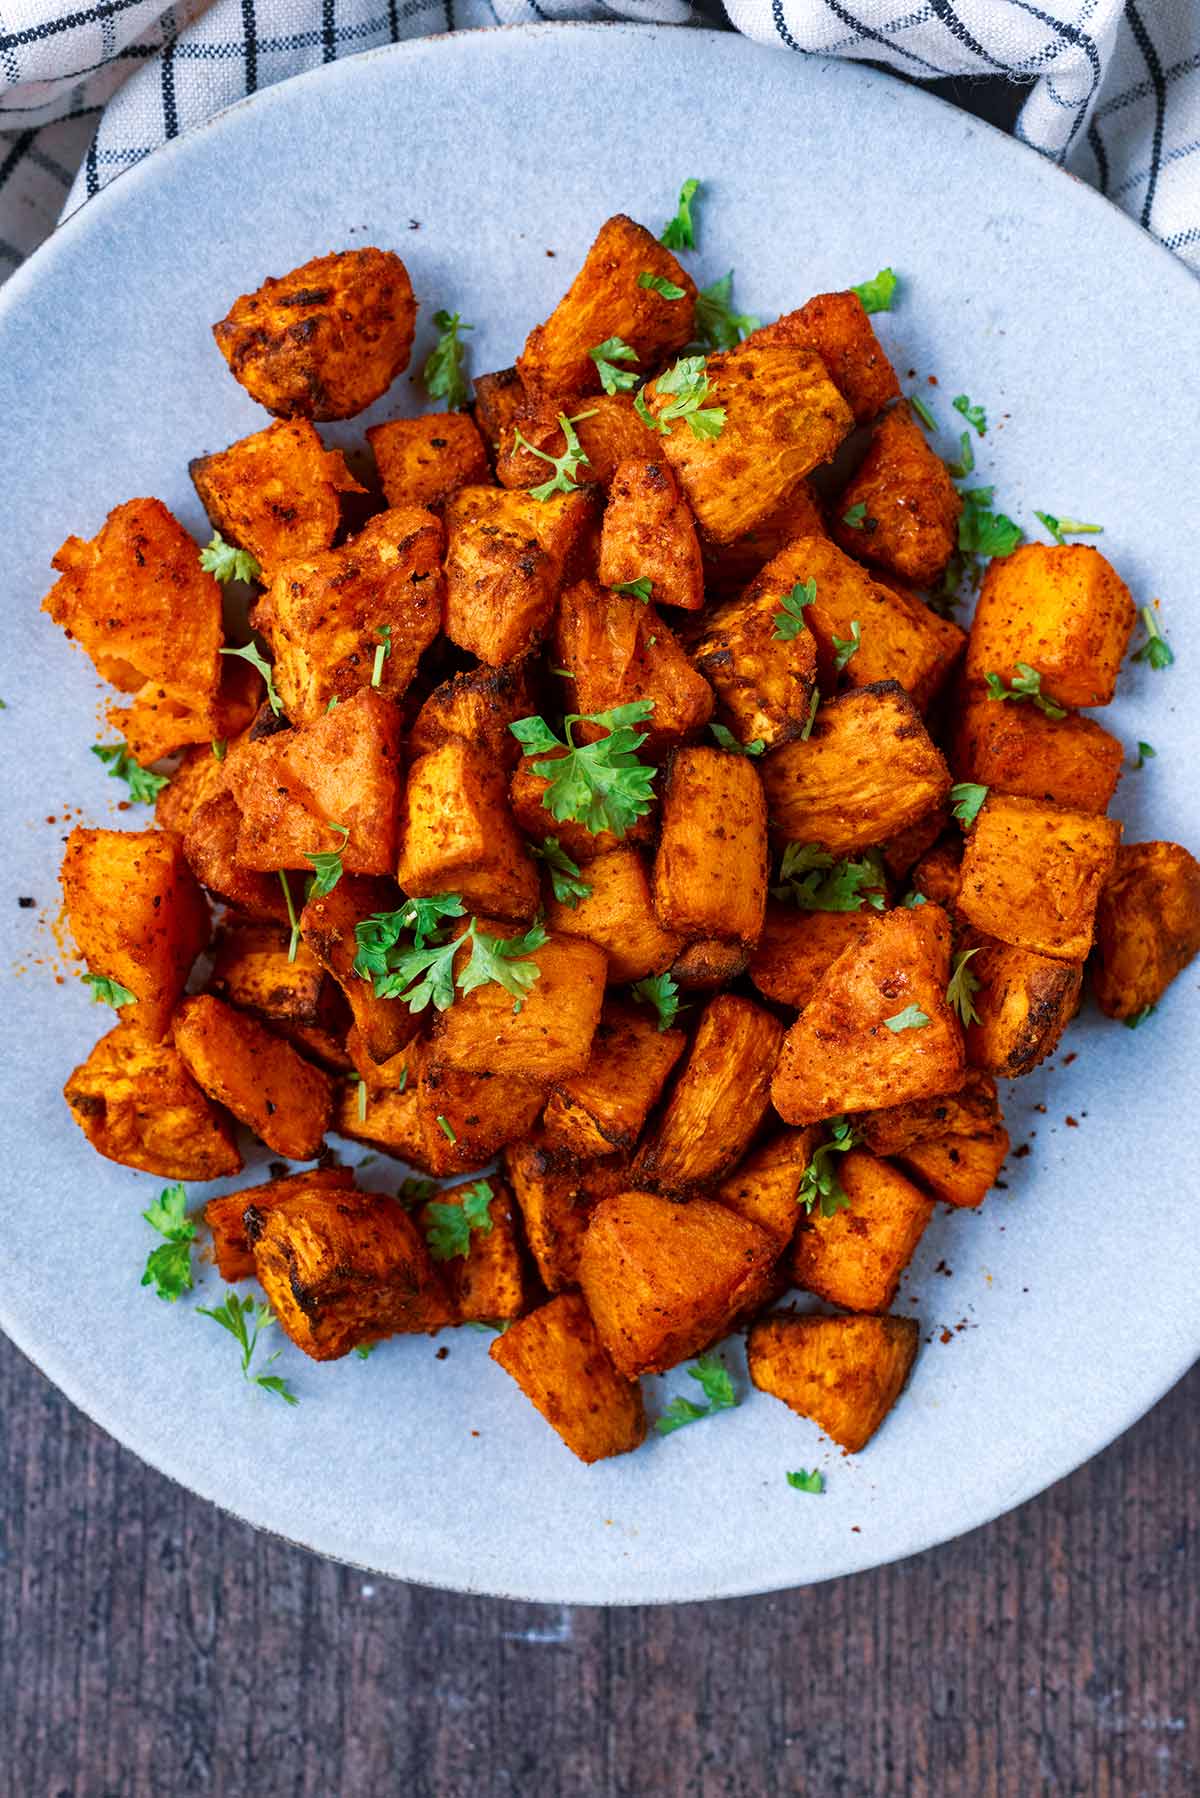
197, 1291, 298, 1405
842, 502, 868, 530
800, 688, 820, 741
1035, 511, 1103, 546
660, 177, 701, 251
510, 702, 657, 837
655, 1354, 738, 1435
852, 268, 897, 314
637, 271, 686, 301
831, 620, 861, 672
372, 934, 460, 1012
211, 739, 227, 762
220, 638, 283, 716
946, 948, 982, 1027
423, 308, 474, 410
513, 410, 596, 501
797, 1116, 859, 1217
1131, 740, 1156, 770
398, 1177, 438, 1206
611, 577, 653, 603
589, 335, 640, 395
952, 393, 987, 437
773, 578, 816, 641
949, 781, 989, 827
693, 270, 759, 352
948, 431, 975, 480
304, 822, 350, 899
902, 890, 928, 908
354, 1342, 377, 1361
423, 1179, 495, 1262
983, 663, 1067, 719
456, 920, 549, 1010
91, 741, 169, 804
353, 895, 466, 978
708, 722, 764, 757
1124, 1005, 1155, 1029
436, 1115, 457, 1143
352, 1074, 368, 1122
140, 1183, 196, 1302
641, 355, 725, 441
81, 971, 136, 1008
786, 1468, 825, 1495
630, 971, 684, 1032
958, 487, 1022, 559
909, 393, 936, 431
200, 532, 261, 584
531, 837, 592, 907
885, 1004, 930, 1033
772, 843, 886, 913
1131, 605, 1174, 671
371, 623, 392, 688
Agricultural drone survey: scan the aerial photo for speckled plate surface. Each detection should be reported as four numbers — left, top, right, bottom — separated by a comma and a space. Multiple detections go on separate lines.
1, 23, 1198, 1605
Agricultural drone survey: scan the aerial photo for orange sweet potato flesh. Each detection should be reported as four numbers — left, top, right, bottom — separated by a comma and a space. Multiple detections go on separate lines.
545, 846, 683, 982
748, 1313, 919, 1453
212, 247, 415, 421
715, 1128, 819, 1251
472, 366, 526, 456
692, 546, 820, 752
300, 874, 422, 1064
1093, 841, 1200, 1021
191, 419, 365, 580
652, 747, 768, 951
950, 695, 1123, 814
442, 484, 593, 666
183, 790, 291, 923
505, 1136, 634, 1291
489, 1292, 647, 1463
432, 926, 607, 1082
415, 1060, 546, 1177
598, 456, 704, 611
791, 1149, 934, 1312
963, 543, 1136, 710
417, 1177, 527, 1323
156, 741, 235, 838
957, 793, 1121, 962
748, 904, 869, 1009
64, 1024, 241, 1182
205, 1167, 356, 1281
669, 937, 750, 990
367, 412, 489, 510
109, 655, 260, 768
747, 290, 900, 423
831, 404, 962, 587
173, 993, 332, 1161
540, 1000, 687, 1158
555, 579, 714, 757
408, 661, 535, 772
209, 921, 327, 1023
701, 480, 827, 597
497, 394, 653, 493
396, 740, 540, 924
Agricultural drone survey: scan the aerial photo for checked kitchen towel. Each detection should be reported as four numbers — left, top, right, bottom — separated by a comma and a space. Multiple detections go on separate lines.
0, 1, 1197, 277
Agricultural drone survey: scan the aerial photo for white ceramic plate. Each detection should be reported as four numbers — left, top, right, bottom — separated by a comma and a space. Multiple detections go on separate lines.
2, 23, 1197, 1605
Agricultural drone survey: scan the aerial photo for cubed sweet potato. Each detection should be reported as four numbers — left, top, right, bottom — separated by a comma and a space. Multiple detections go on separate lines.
578, 1189, 778, 1378
408, 660, 535, 771
963, 937, 1083, 1077
771, 905, 965, 1125
760, 682, 952, 856
860, 1070, 1010, 1208
748, 1312, 919, 1452
443, 484, 592, 666
331, 1067, 426, 1165
61, 826, 210, 1039
173, 993, 332, 1161
668, 937, 750, 990
880, 808, 950, 881
964, 543, 1136, 710
156, 741, 232, 838
832, 404, 961, 587
597, 456, 704, 611
957, 793, 1121, 961
701, 480, 827, 597
634, 994, 784, 1193
950, 695, 1123, 814
213, 248, 415, 421
109, 655, 261, 768
191, 419, 365, 580
541, 1000, 687, 1157
209, 921, 326, 1023
63, 1024, 241, 1181
748, 291, 900, 423
396, 739, 539, 923
792, 1149, 934, 1311
509, 754, 655, 863
299, 874, 422, 1064
367, 412, 489, 511
692, 548, 819, 752
183, 790, 292, 923
910, 839, 965, 911
205, 1167, 356, 1281
416, 1060, 547, 1176
432, 926, 607, 1081
748, 904, 869, 1009
472, 366, 526, 456
497, 394, 653, 493
1092, 841, 1200, 1021
252, 506, 443, 723
489, 1292, 647, 1463
416, 1176, 527, 1323
715, 1128, 820, 1250
517, 214, 696, 398
652, 747, 768, 950
545, 845, 683, 981
647, 344, 853, 544
505, 1136, 633, 1291
555, 578, 714, 755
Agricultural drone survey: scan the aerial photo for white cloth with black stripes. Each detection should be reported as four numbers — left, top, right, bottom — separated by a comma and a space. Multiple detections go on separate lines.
1, 0, 1196, 279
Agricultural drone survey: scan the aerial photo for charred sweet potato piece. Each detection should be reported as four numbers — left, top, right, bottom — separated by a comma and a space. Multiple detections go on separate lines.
771, 905, 965, 1125
792, 1149, 933, 1311
183, 790, 292, 923
299, 874, 421, 1064
950, 695, 1123, 814
472, 366, 526, 456
109, 656, 261, 768
517, 215, 696, 398
832, 404, 962, 587
964, 938, 1082, 1077
668, 937, 750, 990
173, 993, 333, 1161
432, 927, 607, 1082
957, 794, 1121, 962
761, 682, 952, 856
541, 1000, 687, 1157
579, 1189, 778, 1378
415, 1176, 527, 1323
212, 248, 415, 421
249, 1187, 450, 1360
652, 747, 767, 950
251, 506, 443, 723
497, 394, 653, 493
748, 904, 870, 1009
748, 290, 900, 422
505, 1136, 632, 1291
508, 752, 656, 863
748, 1312, 919, 1452
854, 1066, 1000, 1153
226, 686, 402, 874
190, 419, 365, 580
1092, 841, 1200, 1021
964, 543, 1136, 710
209, 921, 327, 1024
634, 994, 784, 1194
859, 1070, 1011, 1208
692, 548, 819, 752
276, 1017, 355, 1074
545, 846, 683, 982
61, 826, 210, 1039
701, 480, 827, 597
408, 661, 535, 771
205, 1167, 356, 1281
63, 1024, 241, 1181
156, 741, 232, 838
910, 838, 965, 911
715, 1128, 819, 1251
647, 344, 852, 544
597, 457, 704, 611
555, 579, 713, 755
367, 412, 489, 510
415, 1060, 547, 1176
396, 740, 539, 923
490, 1292, 647, 1463
880, 808, 950, 882
443, 484, 592, 665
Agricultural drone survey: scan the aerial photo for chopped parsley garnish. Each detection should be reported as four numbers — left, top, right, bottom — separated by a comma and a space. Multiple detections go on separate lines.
902, 890, 928, 908
797, 1117, 859, 1217
693, 270, 758, 351
360, 913, 547, 1015
832, 620, 861, 672
304, 821, 350, 899
773, 577, 816, 641
200, 532, 261, 584
220, 638, 283, 716
353, 895, 466, 976
709, 722, 764, 757
946, 947, 982, 1027
842, 502, 868, 530
278, 870, 301, 963
660, 177, 701, 250
82, 972, 136, 1008
513, 410, 596, 501
423, 308, 473, 410
630, 971, 684, 1032
531, 837, 592, 907
371, 624, 392, 687
140, 1183, 195, 1302
398, 1177, 438, 1206
510, 702, 656, 837
589, 335, 640, 394
958, 487, 1022, 559
637, 271, 687, 301
786, 1469, 825, 1495
1035, 511, 1103, 546
1131, 606, 1174, 671
800, 688, 820, 741
772, 843, 886, 913
952, 393, 987, 437
949, 781, 989, 827
1131, 741, 1156, 770
851, 268, 897, 314
638, 355, 725, 440
353, 1074, 368, 1122
884, 1004, 930, 1033
91, 741, 169, 804
197, 1291, 298, 1406
423, 1179, 494, 1262
948, 432, 975, 480
436, 1115, 457, 1143
1124, 1005, 1155, 1029
909, 393, 936, 431
983, 663, 1067, 719
655, 1354, 737, 1435
611, 577, 653, 603
354, 1342, 377, 1361
211, 739, 227, 762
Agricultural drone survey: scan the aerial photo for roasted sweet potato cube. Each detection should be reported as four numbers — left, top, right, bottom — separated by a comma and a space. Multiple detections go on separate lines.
443, 484, 592, 665
541, 1000, 687, 1157
964, 543, 1136, 710
832, 404, 962, 587
408, 660, 535, 771
1092, 841, 1200, 1021
597, 457, 704, 611
63, 1024, 241, 1181
331, 1069, 427, 1166
209, 922, 326, 1023
509, 753, 655, 862
950, 695, 1123, 814
156, 741, 232, 837
367, 412, 489, 511
249, 1187, 450, 1360
432, 928, 607, 1081
652, 748, 767, 950
226, 686, 402, 874
647, 344, 852, 545
505, 1136, 632, 1291
300, 874, 421, 1064
61, 826, 210, 1039
190, 419, 365, 580
497, 395, 653, 492
692, 549, 819, 752
490, 1292, 647, 1463
669, 938, 750, 990
416, 1060, 546, 1176
397, 740, 539, 923
880, 807, 950, 881
545, 846, 682, 980
771, 906, 965, 1125
964, 938, 1082, 1077
517, 215, 696, 398
252, 506, 443, 723
109, 655, 261, 767
634, 994, 784, 1193
748, 291, 900, 422
578, 1189, 778, 1378
748, 1313, 919, 1452
761, 682, 952, 857
205, 1167, 356, 1281
748, 904, 869, 1009
173, 993, 332, 1161
911, 838, 964, 911
276, 1018, 354, 1074
183, 790, 292, 923
472, 366, 526, 455
854, 1066, 1002, 1154
555, 579, 713, 755
343, 1024, 416, 1095
861, 1071, 1011, 1208
791, 1149, 933, 1311
701, 480, 827, 596
414, 1176, 527, 1323
213, 247, 415, 421
957, 794, 1121, 961
715, 1128, 819, 1250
